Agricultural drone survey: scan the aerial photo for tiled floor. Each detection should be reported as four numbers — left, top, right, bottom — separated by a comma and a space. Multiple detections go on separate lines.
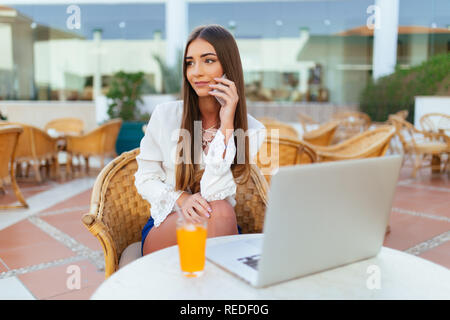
0, 161, 449, 300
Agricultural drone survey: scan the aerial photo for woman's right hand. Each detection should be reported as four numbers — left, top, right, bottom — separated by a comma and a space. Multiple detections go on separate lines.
178, 192, 212, 223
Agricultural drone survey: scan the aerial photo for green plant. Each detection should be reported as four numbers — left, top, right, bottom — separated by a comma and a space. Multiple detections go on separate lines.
106, 71, 149, 121
360, 53, 450, 122
153, 49, 183, 94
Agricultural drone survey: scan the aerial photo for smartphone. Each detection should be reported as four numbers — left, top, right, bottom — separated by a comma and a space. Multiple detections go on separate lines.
212, 74, 227, 107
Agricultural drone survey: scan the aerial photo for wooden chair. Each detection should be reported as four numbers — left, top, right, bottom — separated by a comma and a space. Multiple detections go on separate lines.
0, 122, 60, 182
82, 148, 268, 279
390, 116, 449, 177
66, 119, 122, 177
44, 117, 84, 136
258, 118, 299, 139
256, 134, 317, 183
331, 111, 372, 143
0, 125, 28, 209
304, 125, 396, 162
302, 120, 340, 146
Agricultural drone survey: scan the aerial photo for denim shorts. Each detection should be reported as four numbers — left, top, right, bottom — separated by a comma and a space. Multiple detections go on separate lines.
141, 216, 242, 256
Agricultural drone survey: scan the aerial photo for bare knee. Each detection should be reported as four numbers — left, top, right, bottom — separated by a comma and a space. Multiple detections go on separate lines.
209, 200, 236, 221
207, 200, 238, 237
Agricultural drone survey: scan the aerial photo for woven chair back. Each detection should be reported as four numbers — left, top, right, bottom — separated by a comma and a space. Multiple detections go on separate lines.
389, 115, 417, 150
258, 118, 299, 139
44, 118, 84, 135
331, 111, 372, 143
99, 152, 149, 258
66, 119, 122, 155
0, 126, 23, 179
302, 120, 339, 146
419, 113, 450, 135
297, 112, 319, 133
332, 111, 371, 126
394, 110, 409, 120
102, 119, 123, 154
83, 148, 268, 278
0, 122, 57, 161
256, 134, 316, 183
0, 125, 28, 208
308, 125, 395, 162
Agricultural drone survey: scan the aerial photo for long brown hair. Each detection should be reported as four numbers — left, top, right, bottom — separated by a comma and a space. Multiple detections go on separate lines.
175, 24, 250, 192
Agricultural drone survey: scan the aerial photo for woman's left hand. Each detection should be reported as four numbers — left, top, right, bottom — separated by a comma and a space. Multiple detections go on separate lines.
208, 77, 239, 126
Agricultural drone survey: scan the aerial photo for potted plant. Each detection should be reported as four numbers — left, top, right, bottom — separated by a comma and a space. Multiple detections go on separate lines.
152, 49, 183, 96
106, 71, 151, 154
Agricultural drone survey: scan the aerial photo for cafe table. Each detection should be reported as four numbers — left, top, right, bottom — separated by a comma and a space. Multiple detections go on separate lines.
91, 234, 450, 300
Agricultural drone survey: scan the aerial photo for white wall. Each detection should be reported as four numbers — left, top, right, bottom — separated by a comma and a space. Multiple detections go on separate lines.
0, 101, 97, 131
414, 96, 450, 128
0, 23, 13, 70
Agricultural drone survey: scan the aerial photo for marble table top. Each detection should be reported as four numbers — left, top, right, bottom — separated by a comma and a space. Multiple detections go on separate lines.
92, 234, 450, 300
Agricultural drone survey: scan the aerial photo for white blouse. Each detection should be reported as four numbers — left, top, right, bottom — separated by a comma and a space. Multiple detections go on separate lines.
134, 100, 266, 227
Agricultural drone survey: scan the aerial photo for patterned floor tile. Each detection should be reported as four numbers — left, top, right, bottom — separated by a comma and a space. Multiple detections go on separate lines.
17, 259, 104, 300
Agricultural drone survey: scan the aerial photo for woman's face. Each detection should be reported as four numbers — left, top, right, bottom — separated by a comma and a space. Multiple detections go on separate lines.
185, 38, 224, 97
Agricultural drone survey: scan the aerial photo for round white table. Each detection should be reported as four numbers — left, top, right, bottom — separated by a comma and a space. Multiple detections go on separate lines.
91, 234, 450, 300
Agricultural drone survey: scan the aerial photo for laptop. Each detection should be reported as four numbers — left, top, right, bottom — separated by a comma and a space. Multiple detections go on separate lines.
206, 155, 402, 288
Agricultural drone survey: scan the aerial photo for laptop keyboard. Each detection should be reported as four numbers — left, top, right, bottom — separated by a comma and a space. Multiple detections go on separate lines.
237, 254, 261, 270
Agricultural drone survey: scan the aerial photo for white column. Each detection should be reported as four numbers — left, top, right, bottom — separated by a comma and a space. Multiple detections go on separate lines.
93, 28, 102, 100
165, 0, 188, 68
372, 0, 399, 81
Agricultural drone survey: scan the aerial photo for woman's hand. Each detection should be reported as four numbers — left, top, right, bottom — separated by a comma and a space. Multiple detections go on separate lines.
208, 77, 239, 127
178, 192, 212, 223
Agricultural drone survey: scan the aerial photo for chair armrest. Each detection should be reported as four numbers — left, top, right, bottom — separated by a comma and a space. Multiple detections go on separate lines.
81, 213, 118, 279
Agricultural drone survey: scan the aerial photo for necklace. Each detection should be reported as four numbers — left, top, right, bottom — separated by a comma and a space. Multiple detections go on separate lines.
202, 122, 219, 148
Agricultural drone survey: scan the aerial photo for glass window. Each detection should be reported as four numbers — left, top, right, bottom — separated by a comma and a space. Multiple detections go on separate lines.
1, 0, 448, 104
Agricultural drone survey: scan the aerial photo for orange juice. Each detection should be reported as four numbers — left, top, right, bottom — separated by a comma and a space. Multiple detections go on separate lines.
176, 224, 207, 277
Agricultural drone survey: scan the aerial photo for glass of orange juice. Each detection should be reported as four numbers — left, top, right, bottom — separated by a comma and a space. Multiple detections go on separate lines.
175, 209, 208, 278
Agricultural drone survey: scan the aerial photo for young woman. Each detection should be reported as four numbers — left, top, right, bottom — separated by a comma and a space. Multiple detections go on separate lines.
135, 24, 266, 256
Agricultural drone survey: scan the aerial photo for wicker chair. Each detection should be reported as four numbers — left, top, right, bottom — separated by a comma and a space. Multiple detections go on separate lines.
258, 118, 299, 139
0, 125, 28, 209
331, 111, 372, 143
420, 113, 450, 136
0, 122, 60, 182
303, 125, 396, 162
82, 148, 269, 279
297, 112, 319, 134
394, 110, 409, 120
390, 116, 449, 177
66, 119, 122, 176
302, 120, 340, 146
44, 117, 85, 136
256, 134, 317, 183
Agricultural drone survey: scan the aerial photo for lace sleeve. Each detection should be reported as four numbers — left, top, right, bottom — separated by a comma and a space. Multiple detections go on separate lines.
134, 165, 183, 227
